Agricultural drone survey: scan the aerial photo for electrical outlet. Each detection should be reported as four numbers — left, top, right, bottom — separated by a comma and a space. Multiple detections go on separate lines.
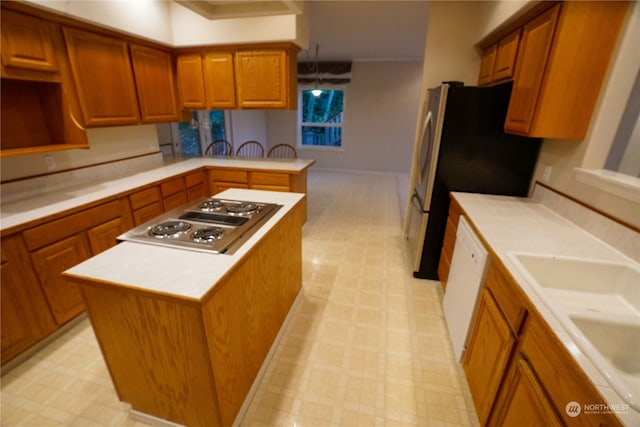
43, 155, 56, 171
541, 165, 552, 182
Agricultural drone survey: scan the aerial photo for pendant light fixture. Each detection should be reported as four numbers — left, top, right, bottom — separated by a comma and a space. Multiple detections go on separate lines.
311, 44, 322, 97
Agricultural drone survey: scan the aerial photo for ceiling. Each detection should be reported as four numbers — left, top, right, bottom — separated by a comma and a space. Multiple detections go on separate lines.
175, 0, 429, 61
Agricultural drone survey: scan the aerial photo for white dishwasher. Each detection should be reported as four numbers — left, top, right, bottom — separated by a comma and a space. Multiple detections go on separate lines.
442, 216, 489, 362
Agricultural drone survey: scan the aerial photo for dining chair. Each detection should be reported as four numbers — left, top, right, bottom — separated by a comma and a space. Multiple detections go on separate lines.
267, 143, 297, 159
204, 139, 233, 157
235, 140, 265, 158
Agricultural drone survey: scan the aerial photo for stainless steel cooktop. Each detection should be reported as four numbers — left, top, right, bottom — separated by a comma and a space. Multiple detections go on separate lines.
117, 197, 281, 254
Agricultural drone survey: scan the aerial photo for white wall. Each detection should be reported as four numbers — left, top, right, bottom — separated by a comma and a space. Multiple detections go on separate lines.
229, 110, 268, 151
265, 61, 423, 173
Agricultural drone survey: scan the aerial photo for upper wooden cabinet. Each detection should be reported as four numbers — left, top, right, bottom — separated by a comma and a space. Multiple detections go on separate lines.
176, 44, 299, 110
176, 53, 207, 109
235, 48, 296, 109
63, 27, 140, 127
129, 44, 180, 123
477, 45, 497, 86
0, 9, 58, 76
477, 1, 630, 140
204, 51, 237, 109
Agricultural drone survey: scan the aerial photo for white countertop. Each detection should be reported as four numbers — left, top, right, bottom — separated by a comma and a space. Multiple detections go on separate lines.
0, 157, 315, 232
64, 188, 304, 301
451, 192, 639, 425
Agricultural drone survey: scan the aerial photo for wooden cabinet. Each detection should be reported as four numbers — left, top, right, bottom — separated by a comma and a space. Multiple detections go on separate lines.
176, 53, 207, 109
1, 233, 57, 365
21, 198, 133, 325
251, 171, 291, 192
63, 27, 140, 127
176, 44, 299, 110
0, 9, 58, 75
235, 48, 296, 109
209, 169, 249, 195
161, 176, 188, 211
185, 170, 208, 200
477, 1, 629, 140
129, 44, 180, 123
129, 186, 163, 225
204, 51, 237, 109
464, 287, 517, 425
489, 355, 562, 427
437, 197, 463, 286
0, 6, 88, 158
477, 45, 497, 86
30, 234, 91, 325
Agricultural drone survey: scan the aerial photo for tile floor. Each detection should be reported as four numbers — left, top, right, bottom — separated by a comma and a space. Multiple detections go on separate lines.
1, 169, 480, 427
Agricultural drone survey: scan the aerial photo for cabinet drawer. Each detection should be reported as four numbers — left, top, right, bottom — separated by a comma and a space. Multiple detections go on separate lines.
251, 171, 290, 188
485, 262, 528, 335
161, 177, 186, 197
163, 191, 188, 211
251, 184, 289, 192
129, 186, 161, 210
209, 169, 248, 184
133, 202, 163, 225
185, 171, 205, 188
23, 199, 124, 251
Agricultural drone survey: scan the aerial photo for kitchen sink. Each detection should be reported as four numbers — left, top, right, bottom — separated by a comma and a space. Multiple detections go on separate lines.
508, 252, 640, 411
509, 253, 639, 316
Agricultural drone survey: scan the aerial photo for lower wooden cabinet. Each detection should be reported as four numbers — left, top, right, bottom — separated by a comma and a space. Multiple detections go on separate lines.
489, 356, 562, 427
437, 197, 463, 286
464, 287, 516, 424
185, 170, 208, 200
0, 233, 56, 364
208, 169, 249, 195
30, 234, 91, 324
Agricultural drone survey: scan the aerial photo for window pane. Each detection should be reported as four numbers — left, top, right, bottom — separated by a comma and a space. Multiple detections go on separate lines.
178, 111, 201, 156
301, 126, 342, 147
209, 110, 226, 141
302, 90, 344, 124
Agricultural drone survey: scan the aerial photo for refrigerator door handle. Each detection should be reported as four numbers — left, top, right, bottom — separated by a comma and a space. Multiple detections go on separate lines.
411, 191, 425, 213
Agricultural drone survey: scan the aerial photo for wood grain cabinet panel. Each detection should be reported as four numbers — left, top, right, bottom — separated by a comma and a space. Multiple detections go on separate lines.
0, 9, 58, 73
87, 217, 127, 254
176, 54, 207, 109
132, 202, 164, 225
204, 51, 237, 109
489, 356, 563, 427
437, 197, 463, 286
30, 234, 91, 325
1, 233, 57, 365
235, 49, 296, 109
129, 44, 179, 123
63, 27, 140, 126
492, 30, 520, 82
463, 288, 516, 425
477, 44, 497, 86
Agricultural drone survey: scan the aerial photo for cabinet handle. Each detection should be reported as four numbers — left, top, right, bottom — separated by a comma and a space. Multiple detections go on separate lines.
69, 109, 86, 131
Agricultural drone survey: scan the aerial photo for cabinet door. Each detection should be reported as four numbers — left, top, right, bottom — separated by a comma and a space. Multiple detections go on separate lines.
235, 49, 292, 109
504, 5, 559, 135
490, 356, 563, 427
129, 44, 179, 123
63, 27, 140, 126
463, 288, 516, 425
204, 51, 237, 109
493, 30, 520, 82
1, 234, 56, 364
477, 44, 496, 86
31, 234, 92, 325
87, 217, 127, 254
133, 202, 164, 225
176, 54, 207, 109
0, 9, 58, 74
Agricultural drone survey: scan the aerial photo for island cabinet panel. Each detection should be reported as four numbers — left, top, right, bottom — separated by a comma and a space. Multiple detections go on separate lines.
67, 200, 304, 427
63, 27, 140, 127
176, 53, 207, 109
79, 287, 223, 427
0, 233, 57, 365
129, 44, 180, 123
0, 9, 58, 74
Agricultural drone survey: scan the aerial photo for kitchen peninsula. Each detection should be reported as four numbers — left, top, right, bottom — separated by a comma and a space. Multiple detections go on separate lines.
63, 188, 305, 427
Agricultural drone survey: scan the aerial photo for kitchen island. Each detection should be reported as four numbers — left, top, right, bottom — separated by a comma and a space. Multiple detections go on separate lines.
63, 188, 305, 427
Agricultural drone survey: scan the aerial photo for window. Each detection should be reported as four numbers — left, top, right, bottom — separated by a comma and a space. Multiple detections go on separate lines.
298, 89, 345, 148
177, 110, 228, 156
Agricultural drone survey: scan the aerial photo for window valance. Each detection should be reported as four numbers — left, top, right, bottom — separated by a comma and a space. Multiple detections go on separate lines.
297, 62, 352, 85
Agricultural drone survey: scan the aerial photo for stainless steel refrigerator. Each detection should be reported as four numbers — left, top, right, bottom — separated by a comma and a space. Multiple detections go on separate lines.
406, 81, 541, 280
